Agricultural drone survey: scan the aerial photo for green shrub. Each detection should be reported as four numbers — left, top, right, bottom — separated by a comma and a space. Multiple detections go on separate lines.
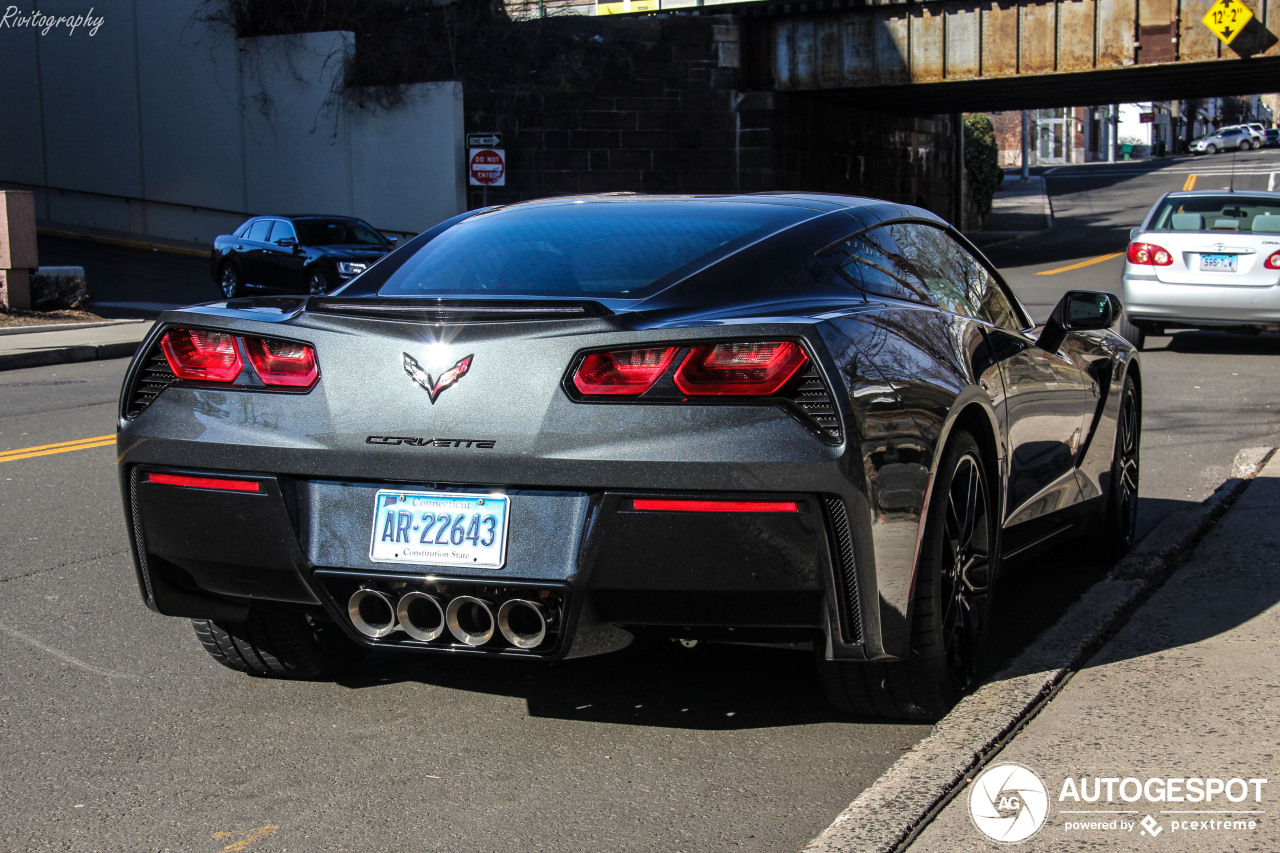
963, 114, 1002, 220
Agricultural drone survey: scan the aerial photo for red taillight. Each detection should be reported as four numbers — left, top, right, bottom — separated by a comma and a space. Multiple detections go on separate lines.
573, 347, 678, 395
147, 472, 261, 492
244, 336, 319, 388
160, 329, 243, 382
1127, 242, 1173, 266
674, 341, 808, 396
1266, 251, 1280, 270
632, 498, 799, 513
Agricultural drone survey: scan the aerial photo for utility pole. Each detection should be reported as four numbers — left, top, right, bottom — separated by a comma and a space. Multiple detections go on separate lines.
1021, 110, 1031, 182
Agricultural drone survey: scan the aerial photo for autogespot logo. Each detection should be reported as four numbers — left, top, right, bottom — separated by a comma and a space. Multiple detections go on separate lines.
969, 763, 1051, 843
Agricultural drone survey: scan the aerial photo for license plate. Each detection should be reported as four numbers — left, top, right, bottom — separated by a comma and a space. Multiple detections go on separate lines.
1200, 253, 1237, 272
369, 490, 509, 569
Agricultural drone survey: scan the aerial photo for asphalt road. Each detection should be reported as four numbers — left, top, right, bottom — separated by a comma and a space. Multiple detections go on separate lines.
4, 151, 1280, 851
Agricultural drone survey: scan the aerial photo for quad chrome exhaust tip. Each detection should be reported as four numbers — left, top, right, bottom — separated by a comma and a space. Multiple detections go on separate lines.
497, 599, 552, 649
396, 591, 446, 642
348, 588, 398, 639
446, 595, 497, 646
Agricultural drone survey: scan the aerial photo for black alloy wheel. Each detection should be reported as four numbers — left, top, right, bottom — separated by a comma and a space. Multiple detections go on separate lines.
219, 264, 242, 299
308, 269, 335, 296
932, 439, 994, 695
1103, 375, 1141, 554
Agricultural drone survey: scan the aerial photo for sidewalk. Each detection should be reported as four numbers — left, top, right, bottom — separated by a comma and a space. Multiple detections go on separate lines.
804, 450, 1279, 853
0, 319, 151, 371
902, 453, 1280, 851
967, 174, 1052, 250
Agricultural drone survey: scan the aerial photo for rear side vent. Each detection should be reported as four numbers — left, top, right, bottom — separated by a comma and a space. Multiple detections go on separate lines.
787, 366, 843, 443
824, 496, 862, 644
123, 343, 176, 419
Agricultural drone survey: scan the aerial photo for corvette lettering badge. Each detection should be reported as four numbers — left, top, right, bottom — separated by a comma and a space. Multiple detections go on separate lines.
403, 352, 474, 403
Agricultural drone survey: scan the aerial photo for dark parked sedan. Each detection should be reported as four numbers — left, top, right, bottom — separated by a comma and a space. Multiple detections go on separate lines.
210, 214, 395, 297
120, 194, 1140, 721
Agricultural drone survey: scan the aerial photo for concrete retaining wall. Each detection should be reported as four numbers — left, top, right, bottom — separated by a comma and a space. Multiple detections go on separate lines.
0, 1, 466, 245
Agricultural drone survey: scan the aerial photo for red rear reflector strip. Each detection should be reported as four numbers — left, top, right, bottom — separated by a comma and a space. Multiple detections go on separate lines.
148, 472, 261, 493
631, 498, 798, 513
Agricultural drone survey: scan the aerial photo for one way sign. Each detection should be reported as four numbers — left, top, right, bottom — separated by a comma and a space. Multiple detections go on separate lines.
1202, 0, 1253, 45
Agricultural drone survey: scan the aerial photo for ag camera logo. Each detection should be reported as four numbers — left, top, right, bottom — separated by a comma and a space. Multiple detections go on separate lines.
969, 763, 1050, 843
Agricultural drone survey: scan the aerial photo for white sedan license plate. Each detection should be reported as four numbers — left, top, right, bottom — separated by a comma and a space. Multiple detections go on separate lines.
369, 490, 509, 568
1200, 253, 1237, 272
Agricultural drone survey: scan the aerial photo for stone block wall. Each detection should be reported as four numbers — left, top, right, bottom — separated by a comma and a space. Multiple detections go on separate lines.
465, 14, 962, 221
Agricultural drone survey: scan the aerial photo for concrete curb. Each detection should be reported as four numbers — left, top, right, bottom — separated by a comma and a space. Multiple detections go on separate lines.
802, 446, 1276, 853
0, 319, 146, 338
0, 340, 141, 372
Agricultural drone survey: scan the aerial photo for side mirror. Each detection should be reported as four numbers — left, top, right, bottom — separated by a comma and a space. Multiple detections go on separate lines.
1038, 290, 1120, 352
276, 237, 297, 249
386, 235, 399, 246
1129, 227, 1140, 241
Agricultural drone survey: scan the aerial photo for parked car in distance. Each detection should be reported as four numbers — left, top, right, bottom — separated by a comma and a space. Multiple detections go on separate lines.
122, 192, 1142, 722
1120, 190, 1280, 349
1190, 127, 1254, 154
211, 215, 397, 298
1265, 128, 1279, 148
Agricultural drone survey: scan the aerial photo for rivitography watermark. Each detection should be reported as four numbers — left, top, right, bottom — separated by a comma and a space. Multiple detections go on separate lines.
0, 6, 103, 36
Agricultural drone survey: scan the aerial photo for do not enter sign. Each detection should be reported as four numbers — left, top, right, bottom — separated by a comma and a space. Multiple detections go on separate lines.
469, 148, 506, 187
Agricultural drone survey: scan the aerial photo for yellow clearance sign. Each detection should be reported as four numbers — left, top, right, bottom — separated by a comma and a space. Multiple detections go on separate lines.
1202, 0, 1254, 44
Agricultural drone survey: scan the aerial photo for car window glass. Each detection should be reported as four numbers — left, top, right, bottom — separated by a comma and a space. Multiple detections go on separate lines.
887, 223, 1023, 329
234, 222, 254, 239
377, 201, 811, 297
1147, 196, 1280, 232
294, 218, 386, 247
817, 227, 932, 305
268, 220, 296, 243
245, 220, 272, 242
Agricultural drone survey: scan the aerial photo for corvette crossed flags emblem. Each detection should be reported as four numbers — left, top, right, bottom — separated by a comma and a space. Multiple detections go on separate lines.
403, 352, 474, 403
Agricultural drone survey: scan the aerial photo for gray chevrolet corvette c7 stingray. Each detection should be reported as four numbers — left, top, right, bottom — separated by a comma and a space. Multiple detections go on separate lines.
117, 193, 1141, 721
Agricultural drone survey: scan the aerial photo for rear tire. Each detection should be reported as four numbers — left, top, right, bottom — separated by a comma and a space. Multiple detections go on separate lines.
1101, 374, 1141, 555
191, 608, 366, 679
818, 431, 996, 721
1240, 140, 1252, 151
1117, 313, 1145, 350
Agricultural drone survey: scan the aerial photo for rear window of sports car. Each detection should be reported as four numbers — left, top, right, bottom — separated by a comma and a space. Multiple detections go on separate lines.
376, 201, 813, 298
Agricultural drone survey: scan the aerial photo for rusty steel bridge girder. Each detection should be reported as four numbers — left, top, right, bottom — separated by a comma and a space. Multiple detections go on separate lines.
763, 0, 1280, 97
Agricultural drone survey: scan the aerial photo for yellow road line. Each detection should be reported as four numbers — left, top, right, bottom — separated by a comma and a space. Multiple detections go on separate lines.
1035, 251, 1126, 276
1183, 173, 1197, 191
0, 434, 115, 463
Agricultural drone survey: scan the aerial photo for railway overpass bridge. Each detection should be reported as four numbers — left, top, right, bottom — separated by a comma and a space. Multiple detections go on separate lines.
692, 0, 1280, 111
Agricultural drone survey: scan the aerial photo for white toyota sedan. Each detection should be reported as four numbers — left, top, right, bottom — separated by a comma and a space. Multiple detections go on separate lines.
1119, 190, 1280, 349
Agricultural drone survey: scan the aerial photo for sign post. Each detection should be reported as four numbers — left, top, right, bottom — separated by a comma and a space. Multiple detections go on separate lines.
466, 133, 505, 206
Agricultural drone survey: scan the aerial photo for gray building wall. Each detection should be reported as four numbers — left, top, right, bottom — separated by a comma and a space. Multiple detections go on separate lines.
0, 1, 466, 245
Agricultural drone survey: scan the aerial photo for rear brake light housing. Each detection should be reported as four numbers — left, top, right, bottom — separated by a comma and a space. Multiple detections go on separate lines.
572, 346, 677, 395
160, 329, 242, 382
157, 328, 318, 390
1266, 251, 1280, 270
1126, 242, 1173, 266
674, 341, 808, 396
244, 337, 320, 388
